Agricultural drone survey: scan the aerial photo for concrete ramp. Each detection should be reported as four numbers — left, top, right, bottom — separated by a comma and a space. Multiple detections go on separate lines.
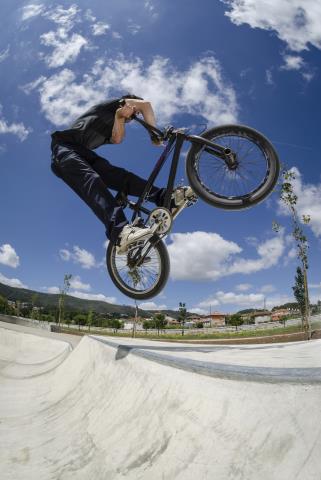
1, 328, 321, 479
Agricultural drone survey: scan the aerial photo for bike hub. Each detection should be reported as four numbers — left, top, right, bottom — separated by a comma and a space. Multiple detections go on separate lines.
224, 148, 238, 170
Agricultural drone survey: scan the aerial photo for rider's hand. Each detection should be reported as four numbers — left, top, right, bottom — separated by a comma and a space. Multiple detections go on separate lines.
115, 104, 136, 122
150, 132, 164, 146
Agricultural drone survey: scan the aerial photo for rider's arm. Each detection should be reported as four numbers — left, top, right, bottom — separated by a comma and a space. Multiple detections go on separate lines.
111, 104, 135, 144
125, 99, 156, 128
111, 114, 126, 144
111, 99, 162, 145
123, 99, 162, 146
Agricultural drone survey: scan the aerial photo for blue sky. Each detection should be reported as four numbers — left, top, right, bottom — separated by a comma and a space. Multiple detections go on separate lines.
1, 0, 321, 314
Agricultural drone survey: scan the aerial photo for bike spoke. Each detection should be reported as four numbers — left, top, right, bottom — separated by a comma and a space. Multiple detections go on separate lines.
112, 243, 162, 293
196, 133, 267, 198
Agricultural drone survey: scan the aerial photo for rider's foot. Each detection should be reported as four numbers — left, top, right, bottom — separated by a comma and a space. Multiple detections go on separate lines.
171, 186, 197, 217
116, 224, 154, 254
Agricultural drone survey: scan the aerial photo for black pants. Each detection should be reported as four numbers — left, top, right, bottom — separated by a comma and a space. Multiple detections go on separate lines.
51, 142, 165, 242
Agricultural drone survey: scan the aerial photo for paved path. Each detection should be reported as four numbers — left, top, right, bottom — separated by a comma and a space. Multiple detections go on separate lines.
1, 324, 321, 479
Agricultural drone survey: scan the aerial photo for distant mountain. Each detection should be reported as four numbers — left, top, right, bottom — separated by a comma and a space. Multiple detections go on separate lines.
0, 282, 181, 319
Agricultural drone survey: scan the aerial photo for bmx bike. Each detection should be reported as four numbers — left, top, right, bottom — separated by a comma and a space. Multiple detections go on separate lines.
106, 116, 280, 300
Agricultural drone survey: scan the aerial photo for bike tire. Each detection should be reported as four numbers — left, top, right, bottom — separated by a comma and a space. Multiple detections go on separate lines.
106, 238, 170, 300
186, 124, 280, 210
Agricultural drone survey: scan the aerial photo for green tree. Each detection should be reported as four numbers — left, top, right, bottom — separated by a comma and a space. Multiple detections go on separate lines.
31, 293, 39, 320
74, 313, 87, 331
279, 315, 288, 327
65, 317, 72, 328
273, 169, 311, 338
58, 274, 72, 329
142, 319, 152, 333
292, 266, 306, 328
152, 313, 167, 336
110, 318, 123, 333
178, 302, 187, 336
0, 295, 9, 314
229, 314, 243, 331
15, 300, 21, 318
87, 310, 93, 332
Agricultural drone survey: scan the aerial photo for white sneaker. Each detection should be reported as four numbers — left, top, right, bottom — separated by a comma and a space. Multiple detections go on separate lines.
171, 186, 197, 217
116, 224, 154, 254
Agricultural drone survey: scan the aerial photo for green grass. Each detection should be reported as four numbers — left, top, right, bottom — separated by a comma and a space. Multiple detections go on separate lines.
59, 322, 320, 342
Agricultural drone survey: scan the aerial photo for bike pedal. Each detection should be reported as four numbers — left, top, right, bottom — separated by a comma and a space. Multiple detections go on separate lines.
187, 196, 198, 206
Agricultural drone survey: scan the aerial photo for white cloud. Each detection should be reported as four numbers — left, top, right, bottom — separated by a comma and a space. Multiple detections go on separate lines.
281, 54, 304, 71
144, 1, 159, 20
69, 275, 91, 291
265, 69, 274, 85
69, 291, 117, 304
302, 72, 315, 82
277, 167, 321, 238
195, 287, 300, 313
189, 307, 210, 316
46, 286, 60, 294
21, 76, 47, 95
227, 236, 285, 275
235, 283, 252, 291
0, 244, 20, 268
128, 21, 142, 35
168, 231, 241, 281
91, 22, 110, 36
21, 3, 45, 21
59, 249, 71, 261
0, 272, 27, 289
84, 9, 96, 22
24, 54, 238, 126
259, 284, 276, 294
0, 46, 10, 63
21, 4, 85, 69
43, 4, 80, 31
0, 106, 31, 141
112, 32, 122, 40
168, 231, 285, 281
40, 28, 87, 68
72, 246, 96, 269
310, 283, 321, 289
199, 291, 265, 309
264, 293, 295, 310
139, 302, 168, 310
59, 246, 96, 269
222, 1, 321, 52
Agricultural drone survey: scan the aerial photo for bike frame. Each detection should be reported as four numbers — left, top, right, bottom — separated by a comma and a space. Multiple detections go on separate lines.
126, 116, 232, 224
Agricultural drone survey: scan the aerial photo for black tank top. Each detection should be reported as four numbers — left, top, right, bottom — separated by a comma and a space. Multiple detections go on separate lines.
51, 98, 122, 149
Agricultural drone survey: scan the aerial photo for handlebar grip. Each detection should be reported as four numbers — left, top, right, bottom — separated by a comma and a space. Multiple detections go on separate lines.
150, 131, 164, 143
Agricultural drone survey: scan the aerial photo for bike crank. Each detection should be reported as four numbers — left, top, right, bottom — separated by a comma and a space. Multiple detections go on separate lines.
147, 207, 172, 234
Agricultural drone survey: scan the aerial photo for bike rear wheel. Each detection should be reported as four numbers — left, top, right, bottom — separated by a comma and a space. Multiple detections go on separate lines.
186, 124, 279, 210
106, 237, 169, 300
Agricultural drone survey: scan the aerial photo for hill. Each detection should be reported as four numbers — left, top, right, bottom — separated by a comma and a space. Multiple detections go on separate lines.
0, 282, 181, 319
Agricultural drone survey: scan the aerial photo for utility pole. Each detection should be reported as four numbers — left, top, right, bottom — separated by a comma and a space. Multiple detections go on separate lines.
132, 300, 138, 338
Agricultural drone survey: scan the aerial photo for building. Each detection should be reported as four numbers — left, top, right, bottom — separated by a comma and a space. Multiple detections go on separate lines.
271, 309, 291, 321
202, 312, 226, 327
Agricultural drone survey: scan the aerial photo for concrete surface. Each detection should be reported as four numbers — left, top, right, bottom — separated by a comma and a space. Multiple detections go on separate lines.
0, 314, 52, 331
1, 325, 321, 479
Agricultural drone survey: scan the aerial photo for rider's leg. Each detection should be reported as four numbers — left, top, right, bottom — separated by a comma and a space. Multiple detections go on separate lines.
88, 154, 166, 205
51, 144, 128, 243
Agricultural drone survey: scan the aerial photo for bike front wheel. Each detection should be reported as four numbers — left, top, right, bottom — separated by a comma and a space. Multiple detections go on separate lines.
186, 124, 280, 210
106, 237, 170, 300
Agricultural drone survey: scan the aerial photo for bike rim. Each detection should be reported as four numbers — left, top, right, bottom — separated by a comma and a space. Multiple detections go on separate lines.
110, 243, 162, 295
195, 133, 270, 199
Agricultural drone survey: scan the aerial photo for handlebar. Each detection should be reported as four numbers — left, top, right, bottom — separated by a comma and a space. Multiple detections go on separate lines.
132, 114, 197, 146
132, 114, 164, 137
